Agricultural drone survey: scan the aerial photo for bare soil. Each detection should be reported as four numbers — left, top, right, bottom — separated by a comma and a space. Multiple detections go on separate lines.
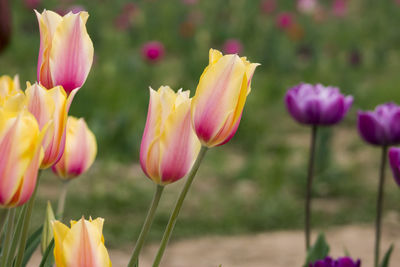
29, 222, 400, 267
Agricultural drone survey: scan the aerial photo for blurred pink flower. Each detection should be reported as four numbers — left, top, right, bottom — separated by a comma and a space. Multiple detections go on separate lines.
223, 39, 243, 54
182, 0, 198, 5
297, 0, 318, 14
24, 0, 41, 9
141, 41, 165, 62
396, 0, 400, 6
114, 3, 138, 31
276, 12, 294, 29
56, 5, 86, 16
332, 0, 348, 17
260, 0, 276, 14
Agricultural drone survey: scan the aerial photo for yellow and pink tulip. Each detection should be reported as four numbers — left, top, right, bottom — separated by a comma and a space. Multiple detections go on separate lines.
35, 10, 94, 94
52, 217, 112, 267
191, 49, 259, 147
52, 116, 97, 179
140, 86, 200, 185
25, 82, 76, 169
0, 95, 47, 207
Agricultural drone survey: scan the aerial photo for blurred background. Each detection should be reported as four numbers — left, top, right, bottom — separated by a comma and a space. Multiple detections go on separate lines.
2, 0, 400, 258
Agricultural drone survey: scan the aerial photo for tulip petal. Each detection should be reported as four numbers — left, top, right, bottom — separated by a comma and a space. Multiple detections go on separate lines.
50, 12, 94, 94
357, 112, 385, 145
389, 147, 400, 186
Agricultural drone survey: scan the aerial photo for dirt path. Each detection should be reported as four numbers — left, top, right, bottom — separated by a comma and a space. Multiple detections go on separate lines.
29, 223, 400, 266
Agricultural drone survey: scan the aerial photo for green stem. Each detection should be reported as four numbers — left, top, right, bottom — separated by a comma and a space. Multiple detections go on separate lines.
152, 146, 208, 267
56, 181, 69, 220
305, 125, 317, 251
14, 172, 41, 267
4, 206, 26, 267
374, 145, 388, 267
127, 185, 165, 267
38, 238, 54, 267
0, 208, 15, 267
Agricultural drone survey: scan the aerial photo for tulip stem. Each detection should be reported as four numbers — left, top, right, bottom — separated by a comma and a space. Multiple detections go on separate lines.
57, 181, 70, 220
152, 146, 208, 267
374, 145, 388, 267
0, 208, 16, 267
127, 184, 165, 267
14, 171, 41, 267
305, 125, 317, 251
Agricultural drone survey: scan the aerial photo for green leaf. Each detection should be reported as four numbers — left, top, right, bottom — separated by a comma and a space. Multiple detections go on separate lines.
380, 244, 394, 267
21, 226, 43, 267
39, 239, 54, 267
303, 233, 330, 267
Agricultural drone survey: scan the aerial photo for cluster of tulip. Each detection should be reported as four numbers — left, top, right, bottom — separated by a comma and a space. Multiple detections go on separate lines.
285, 83, 400, 266
0, 7, 261, 267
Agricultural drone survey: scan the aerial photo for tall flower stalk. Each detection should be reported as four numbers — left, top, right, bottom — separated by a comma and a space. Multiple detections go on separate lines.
285, 83, 353, 251
357, 102, 400, 267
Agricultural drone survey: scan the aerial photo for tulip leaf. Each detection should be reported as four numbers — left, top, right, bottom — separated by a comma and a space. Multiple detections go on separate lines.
39, 238, 54, 267
21, 225, 43, 267
303, 232, 330, 267
380, 244, 394, 267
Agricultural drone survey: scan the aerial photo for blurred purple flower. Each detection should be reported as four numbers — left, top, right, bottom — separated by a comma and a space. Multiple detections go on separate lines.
389, 147, 400, 186
260, 0, 277, 15
309, 256, 361, 267
0, 0, 11, 53
276, 12, 294, 29
141, 41, 165, 62
358, 103, 400, 146
332, 0, 348, 17
223, 39, 242, 54
24, 0, 41, 9
297, 0, 318, 15
348, 49, 362, 67
285, 83, 353, 126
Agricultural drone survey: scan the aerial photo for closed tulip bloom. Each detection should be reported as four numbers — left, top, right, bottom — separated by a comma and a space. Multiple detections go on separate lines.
0, 75, 22, 106
0, 100, 47, 207
357, 103, 400, 146
191, 49, 259, 147
140, 86, 200, 185
309, 256, 361, 267
388, 147, 400, 186
285, 83, 353, 126
52, 116, 97, 179
26, 83, 76, 169
53, 217, 111, 267
35, 10, 94, 94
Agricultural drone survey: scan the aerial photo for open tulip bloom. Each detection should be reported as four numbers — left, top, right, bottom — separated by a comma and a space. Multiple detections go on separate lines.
285, 83, 353, 250
357, 102, 400, 267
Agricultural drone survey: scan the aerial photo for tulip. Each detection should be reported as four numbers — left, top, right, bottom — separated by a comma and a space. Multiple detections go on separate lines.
389, 147, 400, 187
285, 83, 353, 126
53, 217, 111, 267
35, 9, 94, 94
309, 256, 361, 267
25, 83, 76, 169
332, 0, 348, 17
0, 0, 11, 53
191, 49, 259, 147
0, 99, 47, 207
140, 86, 200, 185
0, 75, 22, 106
223, 39, 243, 55
141, 41, 165, 62
52, 116, 97, 179
357, 103, 400, 146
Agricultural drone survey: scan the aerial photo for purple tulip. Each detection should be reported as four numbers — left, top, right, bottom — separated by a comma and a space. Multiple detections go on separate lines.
357, 103, 400, 146
141, 41, 165, 63
389, 147, 400, 186
309, 256, 361, 267
285, 83, 353, 126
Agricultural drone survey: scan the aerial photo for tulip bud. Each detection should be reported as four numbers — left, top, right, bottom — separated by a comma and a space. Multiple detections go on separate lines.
25, 82, 76, 169
191, 49, 259, 147
285, 83, 353, 126
140, 86, 200, 185
41, 201, 55, 254
52, 217, 112, 267
357, 103, 400, 146
0, 0, 11, 53
35, 10, 94, 94
0, 99, 47, 207
52, 116, 97, 179
309, 256, 361, 267
0, 75, 22, 106
389, 147, 400, 187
